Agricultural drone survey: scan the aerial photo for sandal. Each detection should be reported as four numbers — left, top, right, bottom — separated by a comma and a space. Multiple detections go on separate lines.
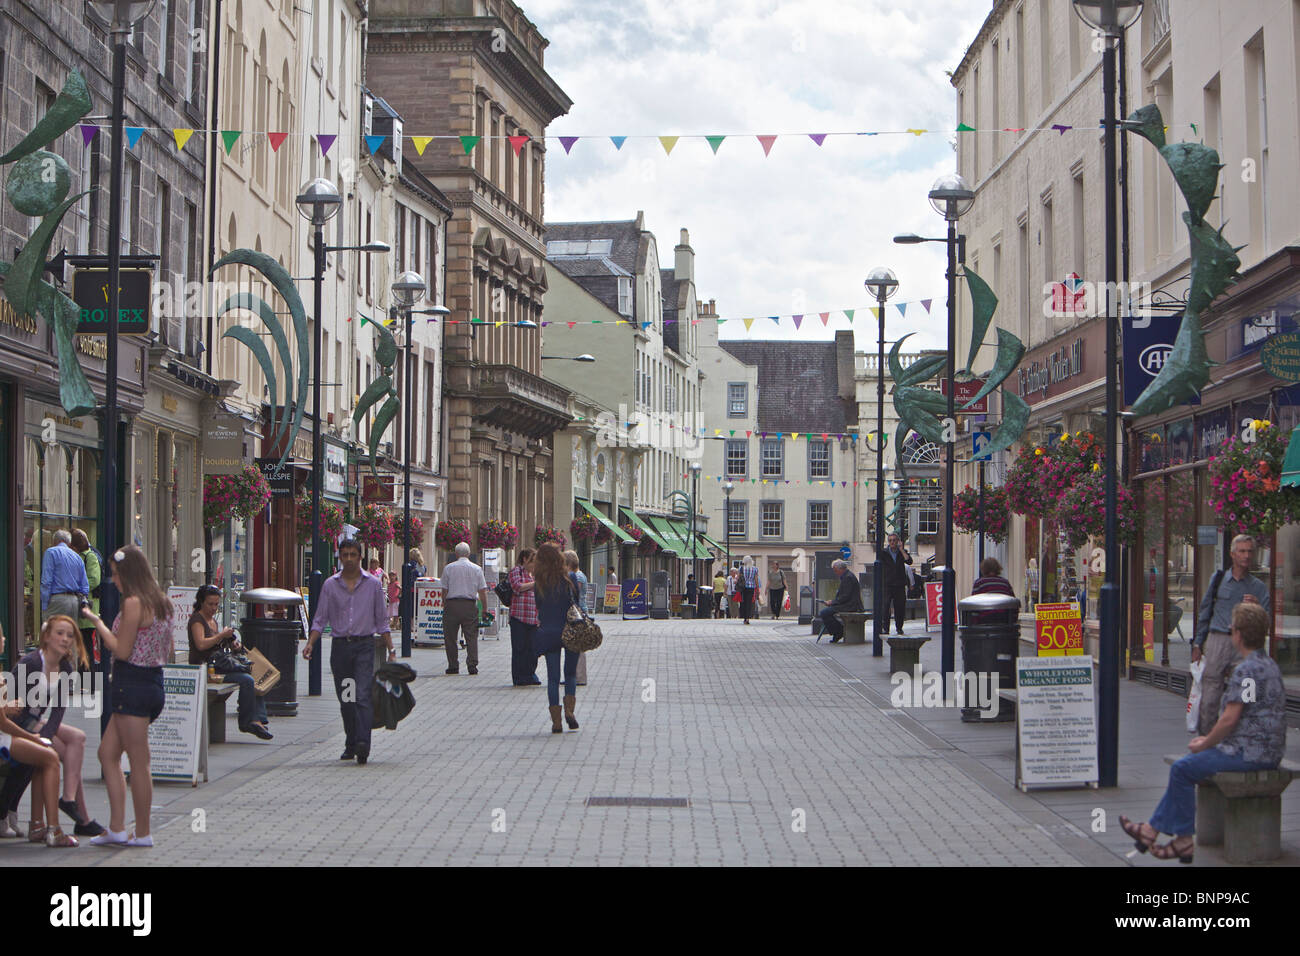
1119, 815, 1158, 853
45, 826, 79, 848
27, 821, 47, 844
1150, 835, 1194, 864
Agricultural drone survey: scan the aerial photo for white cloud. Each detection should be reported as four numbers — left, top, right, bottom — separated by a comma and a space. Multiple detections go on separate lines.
525, 0, 987, 356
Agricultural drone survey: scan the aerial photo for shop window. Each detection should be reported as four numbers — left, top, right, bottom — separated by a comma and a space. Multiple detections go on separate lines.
1139, 426, 1166, 473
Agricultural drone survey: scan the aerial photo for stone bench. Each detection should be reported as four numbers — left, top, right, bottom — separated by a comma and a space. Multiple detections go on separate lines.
836, 612, 871, 645
206, 682, 238, 744
1163, 753, 1300, 863
887, 636, 930, 675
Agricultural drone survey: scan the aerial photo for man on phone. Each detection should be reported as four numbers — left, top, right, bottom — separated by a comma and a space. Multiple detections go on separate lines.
878, 532, 913, 635
303, 538, 394, 765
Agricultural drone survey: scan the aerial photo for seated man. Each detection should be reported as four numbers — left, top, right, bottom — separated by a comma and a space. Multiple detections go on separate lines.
1119, 602, 1285, 864
819, 560, 863, 643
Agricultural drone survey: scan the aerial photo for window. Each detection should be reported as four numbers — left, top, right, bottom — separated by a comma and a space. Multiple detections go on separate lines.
123, 155, 141, 253
760, 502, 782, 538
158, 0, 173, 79
1038, 0, 1052, 110
1071, 171, 1084, 273
760, 439, 783, 477
725, 439, 747, 477
727, 383, 747, 417
808, 502, 830, 539
808, 440, 830, 478
186, 0, 202, 101
156, 180, 171, 333
726, 501, 747, 538
617, 276, 631, 316
1041, 195, 1054, 287
183, 200, 198, 351
1203, 75, 1223, 227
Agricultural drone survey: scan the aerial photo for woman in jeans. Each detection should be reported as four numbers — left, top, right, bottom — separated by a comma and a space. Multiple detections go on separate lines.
739, 556, 761, 624
532, 543, 580, 734
508, 549, 540, 686
562, 550, 589, 687
1120, 602, 1285, 863
81, 546, 174, 848
188, 585, 272, 740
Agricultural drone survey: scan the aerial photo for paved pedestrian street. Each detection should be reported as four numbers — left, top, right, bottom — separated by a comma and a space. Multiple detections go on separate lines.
10, 616, 1134, 868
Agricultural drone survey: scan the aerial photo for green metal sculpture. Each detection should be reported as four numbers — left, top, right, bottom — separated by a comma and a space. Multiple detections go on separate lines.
889, 267, 1029, 479
0, 72, 96, 416
1123, 103, 1243, 416
209, 250, 309, 467
353, 318, 400, 479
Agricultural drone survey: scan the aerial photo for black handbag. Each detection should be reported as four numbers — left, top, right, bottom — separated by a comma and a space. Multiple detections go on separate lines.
210, 645, 252, 675
495, 576, 513, 607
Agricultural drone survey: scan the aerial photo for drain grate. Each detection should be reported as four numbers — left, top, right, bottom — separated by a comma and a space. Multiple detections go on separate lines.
585, 796, 690, 808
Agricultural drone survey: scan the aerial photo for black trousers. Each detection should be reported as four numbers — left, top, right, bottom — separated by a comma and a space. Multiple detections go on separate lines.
884, 585, 907, 633
768, 588, 785, 618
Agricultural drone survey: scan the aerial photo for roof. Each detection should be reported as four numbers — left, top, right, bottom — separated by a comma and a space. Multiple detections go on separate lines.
545, 219, 641, 275
661, 268, 681, 353
719, 341, 854, 433
398, 158, 453, 215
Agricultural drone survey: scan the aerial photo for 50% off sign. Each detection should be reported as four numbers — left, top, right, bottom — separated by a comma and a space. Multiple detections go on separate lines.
1035, 602, 1083, 656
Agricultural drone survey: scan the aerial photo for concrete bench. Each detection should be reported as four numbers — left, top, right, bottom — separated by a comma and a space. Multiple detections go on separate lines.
1163, 753, 1300, 863
887, 636, 930, 676
836, 612, 871, 645
206, 682, 238, 744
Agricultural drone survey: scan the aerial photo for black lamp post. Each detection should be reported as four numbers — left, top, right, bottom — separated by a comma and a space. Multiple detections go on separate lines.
865, 267, 898, 658
391, 270, 427, 659
88, 0, 154, 735
722, 479, 734, 572
1073, 0, 1143, 789
295, 178, 389, 694
894, 172, 974, 690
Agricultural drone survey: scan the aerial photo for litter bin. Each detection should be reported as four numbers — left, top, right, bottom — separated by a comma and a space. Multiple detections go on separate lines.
799, 585, 814, 627
697, 585, 713, 619
650, 570, 671, 620
239, 587, 305, 717
957, 592, 1021, 722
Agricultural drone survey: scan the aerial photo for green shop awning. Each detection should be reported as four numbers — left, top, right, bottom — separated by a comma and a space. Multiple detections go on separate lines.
576, 498, 635, 543
699, 534, 724, 555
620, 508, 674, 552
1283, 424, 1300, 487
662, 517, 712, 560
648, 516, 690, 557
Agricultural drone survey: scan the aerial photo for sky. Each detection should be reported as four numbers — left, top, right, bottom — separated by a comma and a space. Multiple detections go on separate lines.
523, 0, 989, 353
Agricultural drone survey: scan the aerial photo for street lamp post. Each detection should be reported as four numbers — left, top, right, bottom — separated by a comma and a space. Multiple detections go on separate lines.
689, 460, 702, 612
1073, 0, 1143, 789
295, 180, 390, 692
865, 267, 899, 658
391, 271, 426, 659
722, 480, 734, 573
89, 0, 154, 734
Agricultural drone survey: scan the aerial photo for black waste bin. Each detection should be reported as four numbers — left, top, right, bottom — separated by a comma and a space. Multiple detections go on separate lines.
239, 587, 305, 717
957, 592, 1021, 722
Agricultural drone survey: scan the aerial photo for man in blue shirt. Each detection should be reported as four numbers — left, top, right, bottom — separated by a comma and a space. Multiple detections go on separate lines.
41, 529, 90, 622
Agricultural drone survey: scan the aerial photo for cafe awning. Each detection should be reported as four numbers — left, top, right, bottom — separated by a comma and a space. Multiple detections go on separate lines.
620, 508, 674, 552
575, 498, 636, 543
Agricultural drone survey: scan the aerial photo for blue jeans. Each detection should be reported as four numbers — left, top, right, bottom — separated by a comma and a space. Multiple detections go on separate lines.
225, 671, 269, 728
1148, 748, 1276, 836
818, 607, 842, 638
510, 617, 539, 685
330, 637, 374, 751
540, 646, 579, 707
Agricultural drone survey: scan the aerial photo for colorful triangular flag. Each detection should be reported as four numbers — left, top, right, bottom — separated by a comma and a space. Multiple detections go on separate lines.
364, 134, 386, 155
769, 316, 780, 326
896, 302, 907, 317
843, 309, 855, 321
507, 134, 530, 156
920, 299, 933, 313
267, 132, 287, 152
742, 318, 755, 332
819, 312, 830, 325
410, 135, 432, 156
757, 135, 777, 156
316, 134, 336, 156
125, 127, 145, 150
706, 135, 726, 154
808, 133, 827, 146
658, 136, 679, 155
221, 130, 242, 155
559, 136, 579, 154
173, 128, 195, 151
610, 136, 627, 150
792, 315, 803, 329
1051, 124, 1072, 135
79, 124, 98, 146
459, 135, 480, 154
905, 128, 926, 136
956, 122, 975, 132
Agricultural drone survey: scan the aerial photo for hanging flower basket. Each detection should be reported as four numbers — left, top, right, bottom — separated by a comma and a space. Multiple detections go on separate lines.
1056, 469, 1140, 550
296, 492, 345, 545
434, 518, 472, 551
397, 515, 424, 549
621, 523, 657, 555
1005, 432, 1100, 520
1207, 420, 1300, 537
354, 504, 395, 549
203, 466, 272, 530
952, 485, 1011, 544
478, 519, 519, 549
534, 524, 567, 548
569, 513, 610, 544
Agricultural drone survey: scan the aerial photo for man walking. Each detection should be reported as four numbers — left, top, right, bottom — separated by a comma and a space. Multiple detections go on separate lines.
768, 561, 787, 620
303, 538, 394, 765
1193, 534, 1269, 735
41, 529, 89, 622
878, 532, 912, 635
819, 559, 863, 643
439, 542, 491, 675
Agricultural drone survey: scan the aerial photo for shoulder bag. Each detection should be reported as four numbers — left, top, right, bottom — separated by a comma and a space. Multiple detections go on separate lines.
562, 580, 603, 652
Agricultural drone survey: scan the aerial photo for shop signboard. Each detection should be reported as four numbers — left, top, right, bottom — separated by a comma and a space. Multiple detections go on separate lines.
1035, 602, 1083, 656
362, 474, 396, 502
72, 267, 152, 335
622, 579, 648, 620
202, 415, 245, 476
256, 457, 296, 497
604, 584, 621, 613
1142, 603, 1155, 662
939, 377, 987, 413
924, 581, 943, 628
1123, 312, 1186, 407
1260, 331, 1300, 383
324, 442, 347, 497
1013, 655, 1099, 790
148, 664, 206, 784
414, 580, 444, 644
167, 587, 199, 661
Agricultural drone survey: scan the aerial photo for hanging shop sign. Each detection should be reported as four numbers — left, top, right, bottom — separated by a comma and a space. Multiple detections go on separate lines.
72, 268, 152, 335
201, 415, 245, 476
1231, 309, 1297, 360
362, 474, 396, 502
255, 457, 297, 497
1124, 312, 1196, 407
324, 442, 347, 497
940, 377, 988, 413
1260, 331, 1300, 383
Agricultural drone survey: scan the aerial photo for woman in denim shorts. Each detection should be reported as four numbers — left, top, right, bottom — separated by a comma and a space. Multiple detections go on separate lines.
81, 546, 174, 848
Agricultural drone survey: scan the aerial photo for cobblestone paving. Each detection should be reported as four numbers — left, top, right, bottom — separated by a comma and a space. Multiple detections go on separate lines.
20, 617, 1088, 866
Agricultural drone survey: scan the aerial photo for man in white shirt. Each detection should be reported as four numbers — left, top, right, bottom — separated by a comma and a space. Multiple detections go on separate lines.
439, 542, 491, 675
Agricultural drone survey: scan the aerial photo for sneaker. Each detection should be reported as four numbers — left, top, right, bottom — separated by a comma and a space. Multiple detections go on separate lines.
74, 819, 106, 837
58, 798, 87, 826
124, 833, 153, 848
89, 828, 129, 846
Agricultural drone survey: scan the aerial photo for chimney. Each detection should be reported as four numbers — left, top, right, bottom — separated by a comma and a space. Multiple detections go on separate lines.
835, 330, 856, 403
674, 228, 694, 283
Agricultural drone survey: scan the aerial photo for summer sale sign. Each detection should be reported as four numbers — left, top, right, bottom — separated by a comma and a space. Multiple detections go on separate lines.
1035, 602, 1083, 656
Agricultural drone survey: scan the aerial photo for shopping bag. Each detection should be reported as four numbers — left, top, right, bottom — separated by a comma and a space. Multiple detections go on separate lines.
247, 646, 282, 697
1186, 659, 1204, 734
783, 592, 791, 611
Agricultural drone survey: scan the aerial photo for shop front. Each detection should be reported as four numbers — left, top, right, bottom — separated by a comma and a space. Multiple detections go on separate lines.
1129, 247, 1300, 695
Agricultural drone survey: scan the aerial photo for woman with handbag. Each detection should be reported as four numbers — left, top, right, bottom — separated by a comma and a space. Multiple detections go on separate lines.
532, 543, 582, 734
80, 545, 174, 847
188, 585, 272, 740
563, 550, 589, 687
